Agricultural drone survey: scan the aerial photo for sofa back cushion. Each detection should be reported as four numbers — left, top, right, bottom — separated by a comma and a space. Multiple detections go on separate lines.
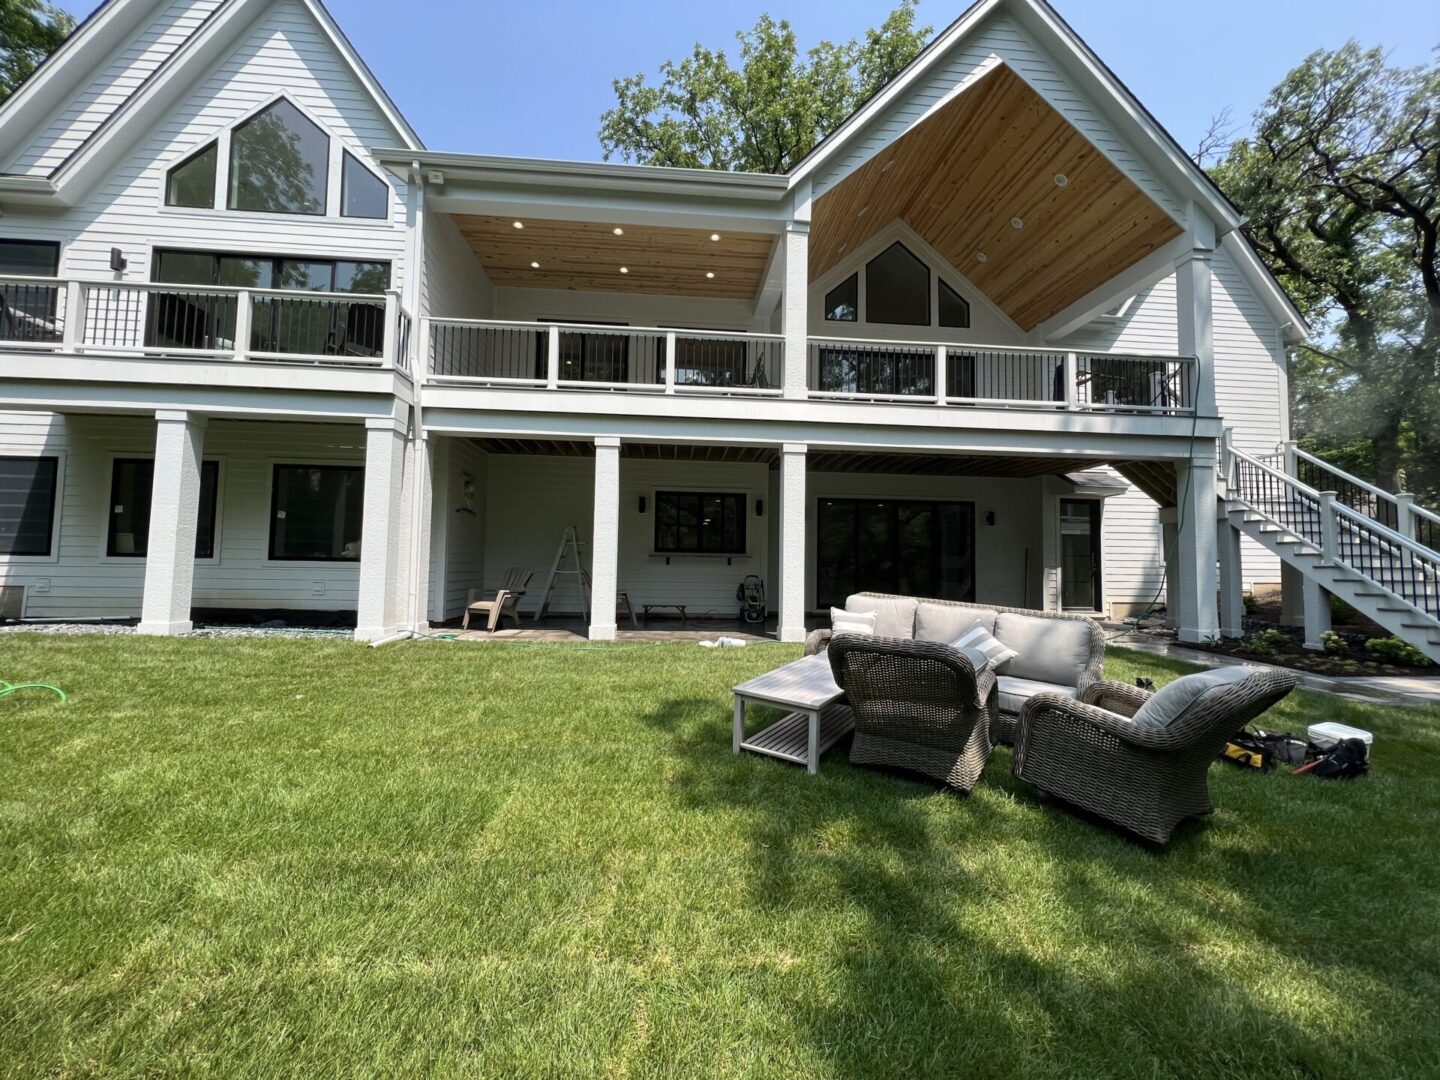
994, 611, 1095, 687
1132, 667, 1255, 731
914, 601, 997, 645
845, 594, 918, 639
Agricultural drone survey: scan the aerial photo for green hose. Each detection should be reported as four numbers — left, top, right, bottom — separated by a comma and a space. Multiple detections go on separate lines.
0, 680, 67, 702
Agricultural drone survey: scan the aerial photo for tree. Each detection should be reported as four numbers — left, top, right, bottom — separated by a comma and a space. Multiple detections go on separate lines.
0, 0, 74, 103
1209, 44, 1440, 501
599, 2, 931, 174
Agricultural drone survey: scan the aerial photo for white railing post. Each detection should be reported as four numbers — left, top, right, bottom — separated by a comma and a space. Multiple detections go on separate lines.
1220, 427, 1236, 492
233, 289, 253, 362
546, 325, 560, 389
664, 331, 677, 394
61, 280, 86, 352
1281, 439, 1299, 479
934, 344, 947, 405
381, 289, 400, 369
1319, 490, 1340, 566
418, 316, 431, 376
1394, 493, 1417, 542
1063, 352, 1079, 409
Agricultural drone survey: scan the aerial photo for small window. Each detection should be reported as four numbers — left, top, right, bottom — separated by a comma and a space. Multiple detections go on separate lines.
0, 239, 60, 276
165, 142, 217, 208
865, 242, 930, 326
229, 99, 329, 215
654, 491, 746, 555
269, 464, 364, 561
341, 152, 388, 219
107, 458, 220, 558
939, 279, 971, 329
0, 456, 58, 557
0, 239, 61, 341
825, 273, 858, 322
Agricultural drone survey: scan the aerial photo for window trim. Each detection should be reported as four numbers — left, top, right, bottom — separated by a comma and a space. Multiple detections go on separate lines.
227, 97, 331, 217
164, 140, 219, 209
0, 453, 62, 562
103, 456, 224, 561
266, 461, 366, 564
340, 150, 391, 220
651, 488, 750, 557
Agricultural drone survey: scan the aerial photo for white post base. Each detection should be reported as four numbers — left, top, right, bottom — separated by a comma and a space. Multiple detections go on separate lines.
136, 618, 194, 636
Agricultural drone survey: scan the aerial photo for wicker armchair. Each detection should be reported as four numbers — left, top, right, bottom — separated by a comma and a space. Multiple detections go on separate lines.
1012, 669, 1300, 844
827, 634, 997, 793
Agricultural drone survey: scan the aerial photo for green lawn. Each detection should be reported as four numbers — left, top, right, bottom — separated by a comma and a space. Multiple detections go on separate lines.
1, 636, 1437, 1078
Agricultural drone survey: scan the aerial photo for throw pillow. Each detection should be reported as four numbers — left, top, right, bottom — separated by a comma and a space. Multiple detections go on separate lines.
831, 607, 877, 636
1132, 667, 1255, 729
952, 624, 1018, 671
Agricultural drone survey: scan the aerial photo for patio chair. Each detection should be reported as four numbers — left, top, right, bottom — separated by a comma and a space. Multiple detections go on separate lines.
827, 634, 997, 793
463, 567, 533, 631
1011, 667, 1300, 844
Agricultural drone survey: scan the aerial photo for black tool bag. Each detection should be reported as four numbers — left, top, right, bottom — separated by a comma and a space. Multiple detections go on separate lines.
1312, 738, 1370, 780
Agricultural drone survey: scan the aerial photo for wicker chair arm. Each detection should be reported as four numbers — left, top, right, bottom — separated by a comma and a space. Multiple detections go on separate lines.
804, 629, 833, 656
1080, 679, 1152, 718
1018, 693, 1175, 752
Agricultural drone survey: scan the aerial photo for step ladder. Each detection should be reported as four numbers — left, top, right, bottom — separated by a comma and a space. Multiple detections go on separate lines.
533, 525, 590, 623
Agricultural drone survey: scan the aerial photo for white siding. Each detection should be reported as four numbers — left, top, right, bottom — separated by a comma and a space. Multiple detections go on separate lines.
0, 414, 367, 618
4, 0, 225, 177
439, 437, 488, 619
423, 212, 494, 320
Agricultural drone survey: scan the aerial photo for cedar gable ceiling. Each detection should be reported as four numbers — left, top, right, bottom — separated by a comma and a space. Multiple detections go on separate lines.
810, 63, 1183, 330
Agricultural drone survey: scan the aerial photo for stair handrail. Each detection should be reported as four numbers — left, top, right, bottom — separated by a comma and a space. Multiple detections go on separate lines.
1278, 441, 1440, 537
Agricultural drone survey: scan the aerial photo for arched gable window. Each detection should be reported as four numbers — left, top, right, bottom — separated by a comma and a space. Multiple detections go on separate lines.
165, 141, 217, 208
228, 98, 329, 215
865, 242, 929, 326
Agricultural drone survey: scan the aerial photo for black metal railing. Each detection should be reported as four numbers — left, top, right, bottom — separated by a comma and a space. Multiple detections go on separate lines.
1334, 510, 1440, 620
0, 278, 63, 345
947, 348, 1065, 402
1076, 354, 1193, 411
808, 341, 936, 397
1231, 454, 1323, 546
664, 335, 780, 390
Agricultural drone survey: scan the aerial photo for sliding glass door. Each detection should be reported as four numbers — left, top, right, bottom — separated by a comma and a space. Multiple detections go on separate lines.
816, 498, 975, 610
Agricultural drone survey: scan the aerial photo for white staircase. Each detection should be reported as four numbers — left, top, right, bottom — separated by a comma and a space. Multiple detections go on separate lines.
1219, 434, 1440, 663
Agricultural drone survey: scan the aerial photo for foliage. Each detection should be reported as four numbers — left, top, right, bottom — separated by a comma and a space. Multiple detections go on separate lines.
1364, 635, 1433, 667
598, 2, 931, 173
1327, 592, 1362, 624
1242, 627, 1291, 656
1243, 593, 1259, 614
1321, 629, 1348, 655
0, 0, 73, 103
1, 635, 1438, 1075
1208, 45, 1440, 501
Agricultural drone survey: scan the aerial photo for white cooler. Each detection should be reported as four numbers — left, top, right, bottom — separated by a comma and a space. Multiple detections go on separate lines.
1308, 722, 1373, 758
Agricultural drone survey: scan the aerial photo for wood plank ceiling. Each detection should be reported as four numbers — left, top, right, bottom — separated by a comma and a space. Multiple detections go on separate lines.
810, 63, 1183, 331
453, 216, 776, 301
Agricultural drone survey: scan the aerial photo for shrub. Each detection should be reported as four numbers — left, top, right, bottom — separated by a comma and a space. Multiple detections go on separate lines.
1328, 593, 1361, 624
1243, 628, 1289, 657
1321, 630, 1348, 655
1243, 594, 1259, 615
1364, 636, 1432, 667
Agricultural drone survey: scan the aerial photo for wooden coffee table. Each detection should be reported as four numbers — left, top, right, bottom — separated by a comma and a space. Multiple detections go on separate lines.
732, 653, 854, 774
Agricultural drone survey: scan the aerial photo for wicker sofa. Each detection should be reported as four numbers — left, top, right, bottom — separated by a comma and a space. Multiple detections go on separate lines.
805, 592, 1105, 745
1012, 669, 1300, 844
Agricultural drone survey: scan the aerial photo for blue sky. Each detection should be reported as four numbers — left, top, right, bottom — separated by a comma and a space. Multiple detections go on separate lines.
67, 0, 1440, 161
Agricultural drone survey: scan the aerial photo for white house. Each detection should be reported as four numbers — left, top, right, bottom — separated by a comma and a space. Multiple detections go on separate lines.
0, 0, 1316, 646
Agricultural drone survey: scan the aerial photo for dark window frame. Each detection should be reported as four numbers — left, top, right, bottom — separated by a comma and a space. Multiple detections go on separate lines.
267, 462, 365, 563
824, 273, 858, 322
227, 97, 330, 216
340, 150, 390, 220
0, 239, 63, 336
815, 497, 976, 609
105, 457, 221, 559
165, 141, 219, 209
939, 278, 971, 329
0, 455, 59, 558
864, 241, 930, 327
653, 490, 747, 556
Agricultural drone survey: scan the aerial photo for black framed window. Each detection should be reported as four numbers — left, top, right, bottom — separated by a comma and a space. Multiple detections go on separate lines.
654, 491, 746, 555
269, 464, 364, 561
166, 142, 218, 208
0, 456, 58, 557
939, 279, 971, 329
824, 273, 858, 322
816, 498, 975, 609
340, 151, 389, 219
229, 98, 329, 215
0, 239, 61, 343
107, 458, 220, 558
865, 242, 930, 326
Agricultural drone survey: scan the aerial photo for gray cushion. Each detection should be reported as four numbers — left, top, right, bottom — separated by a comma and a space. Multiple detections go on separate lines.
994, 612, 1095, 686
914, 602, 997, 644
1132, 667, 1256, 731
997, 675, 1077, 717
845, 594, 918, 640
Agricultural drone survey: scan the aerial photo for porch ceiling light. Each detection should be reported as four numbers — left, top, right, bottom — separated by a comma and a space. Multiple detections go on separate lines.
705, 271, 716, 279
1011, 217, 1024, 229
976, 251, 988, 263
619, 266, 629, 274
1055, 173, 1069, 187
512, 220, 524, 229
710, 233, 721, 241
613, 227, 624, 235
530, 261, 541, 269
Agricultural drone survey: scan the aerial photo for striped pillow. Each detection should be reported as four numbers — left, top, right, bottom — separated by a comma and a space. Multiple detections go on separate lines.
952, 624, 1018, 672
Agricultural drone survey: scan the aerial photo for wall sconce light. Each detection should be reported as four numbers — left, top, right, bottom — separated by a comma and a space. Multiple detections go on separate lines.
985, 510, 996, 526
755, 499, 764, 517
638, 495, 647, 514
109, 247, 127, 273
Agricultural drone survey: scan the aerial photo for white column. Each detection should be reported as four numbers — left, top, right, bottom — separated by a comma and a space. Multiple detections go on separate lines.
1176, 207, 1218, 417
1218, 516, 1245, 639
779, 442, 808, 643
137, 410, 206, 636
1173, 455, 1220, 642
1280, 562, 1306, 626
588, 436, 621, 641
355, 415, 408, 641
780, 221, 809, 400
1040, 480, 1061, 612
1302, 578, 1332, 651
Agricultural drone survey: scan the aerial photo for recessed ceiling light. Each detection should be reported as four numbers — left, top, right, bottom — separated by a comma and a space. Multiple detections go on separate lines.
613, 227, 624, 236
1011, 217, 1024, 229
710, 233, 721, 242
1054, 173, 1069, 187
619, 266, 629, 274
976, 252, 988, 263
857, 207, 869, 218
880, 160, 895, 173
530, 261, 541, 269
705, 271, 715, 279
512, 221, 524, 229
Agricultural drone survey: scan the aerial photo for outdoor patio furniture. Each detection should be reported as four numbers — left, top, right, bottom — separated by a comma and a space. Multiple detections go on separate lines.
462, 567, 533, 631
1011, 667, 1300, 844
806, 592, 1104, 745
826, 634, 996, 793
733, 653, 854, 774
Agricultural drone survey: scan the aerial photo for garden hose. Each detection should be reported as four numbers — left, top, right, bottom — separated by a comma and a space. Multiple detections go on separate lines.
0, 680, 67, 702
